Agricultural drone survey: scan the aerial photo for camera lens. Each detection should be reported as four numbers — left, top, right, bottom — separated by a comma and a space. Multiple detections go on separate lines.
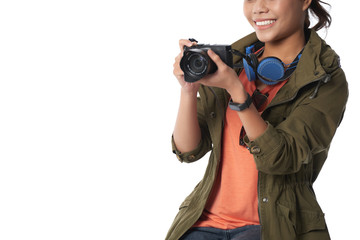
180, 47, 219, 82
187, 53, 208, 76
189, 54, 207, 72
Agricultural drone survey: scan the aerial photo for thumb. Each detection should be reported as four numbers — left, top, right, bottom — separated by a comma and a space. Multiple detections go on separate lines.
208, 49, 226, 69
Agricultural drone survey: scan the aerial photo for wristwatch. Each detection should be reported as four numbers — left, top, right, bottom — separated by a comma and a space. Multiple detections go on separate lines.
229, 93, 252, 111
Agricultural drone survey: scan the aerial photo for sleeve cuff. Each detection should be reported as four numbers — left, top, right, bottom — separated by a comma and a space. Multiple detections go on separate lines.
243, 122, 284, 163
171, 135, 209, 163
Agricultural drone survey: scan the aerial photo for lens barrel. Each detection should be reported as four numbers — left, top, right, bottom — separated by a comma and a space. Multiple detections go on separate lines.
188, 53, 208, 76
180, 48, 217, 82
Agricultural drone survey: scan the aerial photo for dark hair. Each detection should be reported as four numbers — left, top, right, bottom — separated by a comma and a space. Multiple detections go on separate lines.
304, 0, 332, 31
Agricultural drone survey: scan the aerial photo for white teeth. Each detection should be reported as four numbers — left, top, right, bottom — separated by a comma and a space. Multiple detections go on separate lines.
256, 20, 276, 26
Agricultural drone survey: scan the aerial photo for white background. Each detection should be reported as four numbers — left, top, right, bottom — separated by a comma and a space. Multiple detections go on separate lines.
0, 0, 358, 239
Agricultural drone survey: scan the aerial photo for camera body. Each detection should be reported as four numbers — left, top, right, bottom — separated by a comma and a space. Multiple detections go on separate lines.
180, 44, 233, 83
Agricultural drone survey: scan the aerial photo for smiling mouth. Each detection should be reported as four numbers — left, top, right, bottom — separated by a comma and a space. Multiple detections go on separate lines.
255, 20, 276, 26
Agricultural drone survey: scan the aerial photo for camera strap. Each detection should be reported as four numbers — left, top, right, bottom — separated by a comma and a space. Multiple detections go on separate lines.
231, 48, 260, 69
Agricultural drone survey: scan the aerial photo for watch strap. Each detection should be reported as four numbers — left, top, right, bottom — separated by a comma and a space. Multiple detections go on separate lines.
229, 93, 252, 111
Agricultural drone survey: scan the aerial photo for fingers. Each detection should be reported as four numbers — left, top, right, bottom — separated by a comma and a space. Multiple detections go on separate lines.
173, 39, 199, 87
179, 39, 196, 52
197, 49, 238, 89
173, 55, 184, 76
174, 39, 196, 80
207, 49, 227, 70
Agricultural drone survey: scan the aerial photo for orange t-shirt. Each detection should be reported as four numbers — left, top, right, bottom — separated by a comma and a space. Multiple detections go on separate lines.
193, 70, 287, 229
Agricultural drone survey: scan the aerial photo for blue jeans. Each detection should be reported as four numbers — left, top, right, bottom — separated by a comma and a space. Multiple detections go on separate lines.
179, 225, 261, 240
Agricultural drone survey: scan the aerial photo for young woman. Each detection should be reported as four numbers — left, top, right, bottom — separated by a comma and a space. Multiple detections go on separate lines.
167, 0, 348, 239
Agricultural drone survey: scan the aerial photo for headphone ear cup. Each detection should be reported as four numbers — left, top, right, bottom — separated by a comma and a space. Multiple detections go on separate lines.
243, 53, 258, 82
257, 57, 285, 85
243, 58, 255, 82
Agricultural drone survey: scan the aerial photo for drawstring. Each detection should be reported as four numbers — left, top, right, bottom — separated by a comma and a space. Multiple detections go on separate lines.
309, 74, 331, 99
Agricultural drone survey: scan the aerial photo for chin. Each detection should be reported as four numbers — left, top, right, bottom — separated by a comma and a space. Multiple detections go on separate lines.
254, 31, 277, 43
254, 28, 289, 44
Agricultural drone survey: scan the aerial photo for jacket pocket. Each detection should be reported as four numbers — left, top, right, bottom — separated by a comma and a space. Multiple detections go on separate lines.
295, 209, 326, 234
277, 202, 326, 235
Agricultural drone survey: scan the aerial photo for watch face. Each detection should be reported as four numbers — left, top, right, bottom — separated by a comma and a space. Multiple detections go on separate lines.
229, 101, 245, 111
229, 103, 237, 111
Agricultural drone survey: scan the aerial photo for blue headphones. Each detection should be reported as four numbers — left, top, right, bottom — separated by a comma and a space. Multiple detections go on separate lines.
233, 43, 302, 85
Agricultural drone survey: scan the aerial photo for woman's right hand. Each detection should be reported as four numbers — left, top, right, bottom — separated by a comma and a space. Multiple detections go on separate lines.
173, 39, 200, 95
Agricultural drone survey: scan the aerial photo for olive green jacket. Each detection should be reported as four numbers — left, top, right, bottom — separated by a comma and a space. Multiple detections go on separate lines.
166, 30, 348, 240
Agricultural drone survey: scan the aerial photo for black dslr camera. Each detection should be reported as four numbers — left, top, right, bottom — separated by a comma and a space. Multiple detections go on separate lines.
180, 43, 233, 82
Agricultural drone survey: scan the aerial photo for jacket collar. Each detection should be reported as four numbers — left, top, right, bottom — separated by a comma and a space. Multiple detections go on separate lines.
231, 29, 340, 105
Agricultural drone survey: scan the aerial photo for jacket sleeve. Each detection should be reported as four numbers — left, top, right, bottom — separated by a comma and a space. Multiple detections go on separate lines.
171, 97, 213, 163
244, 68, 348, 175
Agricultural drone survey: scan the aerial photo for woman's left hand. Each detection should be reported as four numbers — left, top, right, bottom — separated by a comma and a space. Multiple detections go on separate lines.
198, 49, 247, 102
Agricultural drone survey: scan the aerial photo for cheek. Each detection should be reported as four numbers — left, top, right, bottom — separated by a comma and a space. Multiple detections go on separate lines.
277, 2, 305, 26
283, 10, 305, 29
